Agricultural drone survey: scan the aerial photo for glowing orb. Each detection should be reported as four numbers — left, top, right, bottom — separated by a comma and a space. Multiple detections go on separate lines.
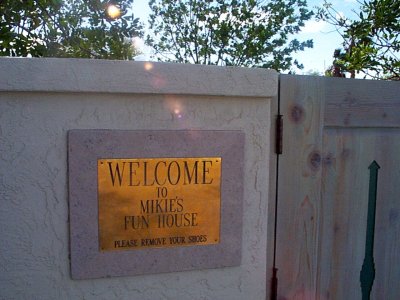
106, 4, 121, 19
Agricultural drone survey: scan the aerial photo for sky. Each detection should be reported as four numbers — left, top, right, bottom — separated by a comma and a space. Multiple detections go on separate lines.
130, 0, 361, 74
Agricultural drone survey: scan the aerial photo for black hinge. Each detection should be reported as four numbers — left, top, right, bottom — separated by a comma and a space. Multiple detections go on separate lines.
270, 267, 278, 300
275, 115, 283, 155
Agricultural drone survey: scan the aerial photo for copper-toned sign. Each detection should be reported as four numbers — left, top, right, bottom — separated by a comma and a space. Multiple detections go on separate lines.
98, 157, 221, 251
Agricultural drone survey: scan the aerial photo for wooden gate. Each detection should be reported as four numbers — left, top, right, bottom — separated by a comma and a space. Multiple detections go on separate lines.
268, 75, 400, 299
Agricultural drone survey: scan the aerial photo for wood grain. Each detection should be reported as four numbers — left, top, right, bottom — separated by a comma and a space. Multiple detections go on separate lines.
275, 75, 325, 299
274, 75, 400, 300
319, 129, 400, 299
324, 78, 400, 128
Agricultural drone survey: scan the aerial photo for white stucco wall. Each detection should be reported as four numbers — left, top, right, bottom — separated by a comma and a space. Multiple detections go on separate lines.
0, 58, 277, 300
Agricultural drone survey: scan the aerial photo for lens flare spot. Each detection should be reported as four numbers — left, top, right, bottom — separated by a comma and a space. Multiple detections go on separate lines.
144, 62, 154, 71
106, 4, 121, 19
164, 96, 188, 123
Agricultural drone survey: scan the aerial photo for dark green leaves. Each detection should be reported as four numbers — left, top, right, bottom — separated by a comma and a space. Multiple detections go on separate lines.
147, 0, 313, 71
0, 0, 143, 59
318, 0, 400, 80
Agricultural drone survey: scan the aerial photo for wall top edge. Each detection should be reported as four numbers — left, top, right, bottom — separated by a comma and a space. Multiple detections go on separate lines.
0, 57, 278, 98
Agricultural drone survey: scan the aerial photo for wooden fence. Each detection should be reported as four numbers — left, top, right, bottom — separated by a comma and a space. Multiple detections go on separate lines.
268, 75, 400, 300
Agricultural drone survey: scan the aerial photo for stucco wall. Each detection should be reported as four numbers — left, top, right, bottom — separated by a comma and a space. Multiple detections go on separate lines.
0, 58, 277, 300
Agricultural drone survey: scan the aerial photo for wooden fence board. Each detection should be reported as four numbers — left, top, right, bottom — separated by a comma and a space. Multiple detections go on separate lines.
272, 75, 400, 300
275, 75, 325, 299
325, 78, 400, 128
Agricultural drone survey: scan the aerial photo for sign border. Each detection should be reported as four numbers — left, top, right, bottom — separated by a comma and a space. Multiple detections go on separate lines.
68, 130, 244, 279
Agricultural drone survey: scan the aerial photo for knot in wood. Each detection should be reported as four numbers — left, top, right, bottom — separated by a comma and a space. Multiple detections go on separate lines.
308, 151, 321, 171
289, 104, 304, 124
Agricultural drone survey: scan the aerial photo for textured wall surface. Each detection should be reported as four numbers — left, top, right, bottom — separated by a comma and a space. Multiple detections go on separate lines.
0, 58, 277, 300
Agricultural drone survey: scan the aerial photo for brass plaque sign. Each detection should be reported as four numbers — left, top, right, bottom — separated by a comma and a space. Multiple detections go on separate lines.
98, 157, 221, 251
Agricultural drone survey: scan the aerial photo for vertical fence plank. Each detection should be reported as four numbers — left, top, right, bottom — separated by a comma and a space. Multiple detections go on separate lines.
275, 75, 325, 299
267, 87, 279, 299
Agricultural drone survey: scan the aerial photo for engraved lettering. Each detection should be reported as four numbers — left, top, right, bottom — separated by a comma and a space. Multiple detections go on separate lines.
129, 161, 140, 186
183, 160, 198, 184
167, 161, 181, 185
124, 215, 149, 229
108, 162, 125, 186
99, 157, 221, 251
143, 161, 155, 186
154, 161, 167, 185
202, 160, 213, 184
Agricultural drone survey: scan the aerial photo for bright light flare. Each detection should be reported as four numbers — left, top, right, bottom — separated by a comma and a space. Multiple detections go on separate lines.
164, 97, 186, 120
174, 107, 183, 119
106, 4, 121, 19
144, 62, 154, 71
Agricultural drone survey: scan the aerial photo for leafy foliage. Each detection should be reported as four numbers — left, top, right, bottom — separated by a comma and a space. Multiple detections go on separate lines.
147, 0, 313, 71
324, 48, 347, 77
0, 0, 143, 59
317, 0, 400, 80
